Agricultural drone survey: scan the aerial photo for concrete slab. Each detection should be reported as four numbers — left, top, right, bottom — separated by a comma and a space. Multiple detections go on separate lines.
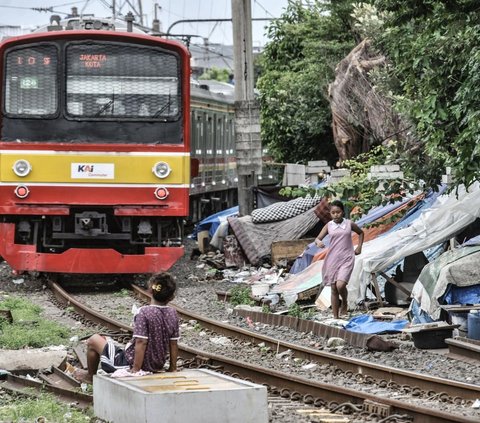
0, 348, 67, 372
93, 369, 268, 423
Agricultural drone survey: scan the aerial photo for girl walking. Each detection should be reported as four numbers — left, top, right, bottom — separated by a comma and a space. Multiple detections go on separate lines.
315, 200, 364, 319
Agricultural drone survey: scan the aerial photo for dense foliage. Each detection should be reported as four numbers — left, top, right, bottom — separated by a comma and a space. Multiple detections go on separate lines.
263, 1, 479, 214
199, 66, 231, 82
257, 1, 357, 164
374, 0, 480, 188
281, 144, 420, 219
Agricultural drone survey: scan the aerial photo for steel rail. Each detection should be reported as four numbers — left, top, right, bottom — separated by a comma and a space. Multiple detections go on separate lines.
48, 282, 479, 423
49, 281, 131, 333
179, 345, 476, 423
131, 284, 480, 401
0, 374, 92, 409
446, 337, 480, 362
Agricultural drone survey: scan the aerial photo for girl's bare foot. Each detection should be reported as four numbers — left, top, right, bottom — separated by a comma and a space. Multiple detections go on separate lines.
73, 369, 93, 384
340, 306, 348, 318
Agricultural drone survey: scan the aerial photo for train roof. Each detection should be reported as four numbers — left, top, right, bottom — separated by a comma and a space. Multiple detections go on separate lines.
32, 16, 145, 34
191, 79, 235, 105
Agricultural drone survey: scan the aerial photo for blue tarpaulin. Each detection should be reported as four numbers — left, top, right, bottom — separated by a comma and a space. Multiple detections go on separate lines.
191, 206, 239, 240
442, 285, 480, 306
344, 314, 408, 334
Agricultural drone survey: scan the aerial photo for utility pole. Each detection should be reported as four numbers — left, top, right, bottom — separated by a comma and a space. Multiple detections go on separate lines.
231, 0, 262, 216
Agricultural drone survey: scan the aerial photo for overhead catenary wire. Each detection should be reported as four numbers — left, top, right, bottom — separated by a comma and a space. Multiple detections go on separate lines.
0, 0, 87, 15
253, 0, 275, 18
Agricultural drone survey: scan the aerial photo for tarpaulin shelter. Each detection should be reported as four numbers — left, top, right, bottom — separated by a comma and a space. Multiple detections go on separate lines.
348, 183, 480, 308
411, 246, 480, 319
191, 206, 239, 240
228, 199, 330, 266
273, 187, 461, 303
312, 193, 426, 264
273, 194, 425, 298
289, 195, 419, 274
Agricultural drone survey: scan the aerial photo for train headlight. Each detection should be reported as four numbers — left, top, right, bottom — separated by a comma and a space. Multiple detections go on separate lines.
152, 161, 171, 179
154, 187, 169, 200
13, 160, 32, 177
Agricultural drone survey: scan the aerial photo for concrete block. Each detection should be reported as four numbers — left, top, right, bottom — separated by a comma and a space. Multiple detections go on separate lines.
330, 169, 350, 177
283, 164, 306, 186
306, 165, 331, 174
307, 160, 328, 167
370, 165, 400, 172
368, 171, 404, 180
442, 174, 454, 184
93, 369, 268, 423
0, 348, 67, 372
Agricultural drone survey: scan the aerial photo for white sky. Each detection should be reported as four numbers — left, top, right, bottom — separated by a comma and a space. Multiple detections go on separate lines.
0, 0, 290, 46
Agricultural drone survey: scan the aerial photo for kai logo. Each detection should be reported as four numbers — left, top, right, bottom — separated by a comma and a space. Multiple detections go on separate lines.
77, 164, 94, 172
71, 163, 114, 179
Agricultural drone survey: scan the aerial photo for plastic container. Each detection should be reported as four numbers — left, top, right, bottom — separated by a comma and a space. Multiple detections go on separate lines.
450, 312, 468, 337
251, 283, 269, 297
411, 328, 453, 349
467, 310, 480, 340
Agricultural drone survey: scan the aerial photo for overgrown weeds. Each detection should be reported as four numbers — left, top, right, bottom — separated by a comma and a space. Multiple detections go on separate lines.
0, 392, 93, 422
0, 296, 76, 349
229, 286, 255, 306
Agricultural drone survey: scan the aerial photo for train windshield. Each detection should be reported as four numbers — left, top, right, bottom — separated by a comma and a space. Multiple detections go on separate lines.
65, 42, 181, 120
4, 45, 58, 117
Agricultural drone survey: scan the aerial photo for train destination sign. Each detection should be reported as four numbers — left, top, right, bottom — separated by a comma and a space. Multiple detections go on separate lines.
79, 54, 107, 68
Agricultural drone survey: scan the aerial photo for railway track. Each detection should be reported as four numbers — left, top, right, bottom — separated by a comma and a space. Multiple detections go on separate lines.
38, 281, 479, 423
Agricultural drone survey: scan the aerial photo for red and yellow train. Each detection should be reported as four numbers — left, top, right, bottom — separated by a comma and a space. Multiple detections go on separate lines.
0, 19, 191, 274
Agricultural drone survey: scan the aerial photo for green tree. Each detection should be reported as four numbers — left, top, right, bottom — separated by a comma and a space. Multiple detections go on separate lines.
257, 0, 358, 164
199, 66, 230, 82
374, 0, 480, 189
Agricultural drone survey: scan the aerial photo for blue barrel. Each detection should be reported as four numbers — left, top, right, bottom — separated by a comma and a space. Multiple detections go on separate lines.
467, 311, 480, 340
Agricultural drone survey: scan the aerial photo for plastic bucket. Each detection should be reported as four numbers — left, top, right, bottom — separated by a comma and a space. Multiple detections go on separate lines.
467, 311, 480, 340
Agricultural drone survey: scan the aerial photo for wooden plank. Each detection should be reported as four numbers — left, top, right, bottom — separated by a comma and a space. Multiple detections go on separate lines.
73, 344, 88, 369
271, 238, 315, 265
379, 271, 411, 296
370, 273, 384, 307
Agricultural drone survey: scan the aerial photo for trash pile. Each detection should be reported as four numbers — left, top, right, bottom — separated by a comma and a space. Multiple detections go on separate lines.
191, 182, 480, 349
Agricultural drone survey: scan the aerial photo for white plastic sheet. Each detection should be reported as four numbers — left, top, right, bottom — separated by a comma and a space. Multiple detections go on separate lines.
348, 183, 480, 307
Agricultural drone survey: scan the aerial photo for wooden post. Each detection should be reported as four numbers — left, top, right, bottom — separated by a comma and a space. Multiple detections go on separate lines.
370, 273, 384, 306
379, 271, 412, 297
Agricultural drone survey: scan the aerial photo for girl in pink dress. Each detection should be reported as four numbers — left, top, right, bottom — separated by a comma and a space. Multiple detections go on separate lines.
315, 200, 364, 318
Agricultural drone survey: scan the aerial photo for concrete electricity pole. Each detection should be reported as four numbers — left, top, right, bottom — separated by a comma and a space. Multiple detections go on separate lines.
231, 0, 262, 216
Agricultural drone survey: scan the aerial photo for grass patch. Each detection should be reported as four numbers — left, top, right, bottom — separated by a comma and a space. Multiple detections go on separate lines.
0, 392, 93, 422
229, 286, 255, 306
113, 288, 130, 297
0, 296, 73, 349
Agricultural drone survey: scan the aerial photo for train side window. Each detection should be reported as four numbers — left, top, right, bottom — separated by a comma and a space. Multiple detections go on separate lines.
216, 117, 224, 155
65, 42, 181, 120
195, 114, 203, 156
206, 116, 213, 156
4, 45, 58, 117
227, 118, 234, 155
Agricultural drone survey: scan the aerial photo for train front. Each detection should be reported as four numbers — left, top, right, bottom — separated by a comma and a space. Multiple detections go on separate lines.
0, 30, 190, 274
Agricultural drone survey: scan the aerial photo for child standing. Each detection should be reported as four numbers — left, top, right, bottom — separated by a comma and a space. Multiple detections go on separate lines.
75, 272, 179, 383
315, 200, 364, 319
